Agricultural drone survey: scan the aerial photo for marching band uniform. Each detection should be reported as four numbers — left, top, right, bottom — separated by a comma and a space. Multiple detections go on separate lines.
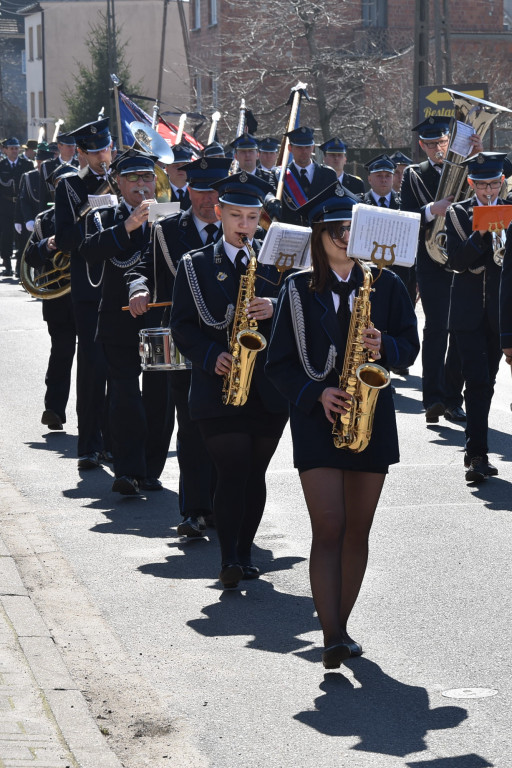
127, 157, 231, 525
0, 138, 33, 275
39, 132, 78, 212
24, 202, 77, 432
319, 137, 365, 198
166, 144, 193, 210
79, 149, 174, 494
230, 134, 277, 190
265, 185, 418, 667
445, 152, 508, 482
170, 172, 288, 588
54, 118, 112, 468
399, 117, 465, 423
274, 127, 337, 226
500, 224, 512, 363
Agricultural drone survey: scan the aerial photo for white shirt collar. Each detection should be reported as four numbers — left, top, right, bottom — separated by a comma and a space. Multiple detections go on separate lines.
223, 237, 252, 265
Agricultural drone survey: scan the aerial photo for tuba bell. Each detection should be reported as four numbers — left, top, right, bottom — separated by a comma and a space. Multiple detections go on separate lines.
129, 121, 174, 203
425, 88, 512, 265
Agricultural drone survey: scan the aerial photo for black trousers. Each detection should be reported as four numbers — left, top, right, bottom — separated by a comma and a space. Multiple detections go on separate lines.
103, 342, 174, 479
417, 268, 463, 409
170, 369, 214, 517
454, 321, 502, 459
1, 211, 15, 268
44, 300, 76, 422
72, 300, 109, 456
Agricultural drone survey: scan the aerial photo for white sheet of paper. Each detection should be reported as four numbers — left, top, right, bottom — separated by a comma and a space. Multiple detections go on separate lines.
148, 202, 180, 222
451, 121, 475, 157
257, 221, 312, 270
88, 194, 118, 209
346, 204, 420, 267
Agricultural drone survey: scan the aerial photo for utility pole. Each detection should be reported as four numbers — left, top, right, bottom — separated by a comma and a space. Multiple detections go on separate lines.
156, 0, 169, 105
412, 0, 430, 161
433, 0, 452, 83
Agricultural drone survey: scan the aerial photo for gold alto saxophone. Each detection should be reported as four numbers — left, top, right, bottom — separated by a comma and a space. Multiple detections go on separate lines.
332, 260, 391, 453
222, 237, 267, 406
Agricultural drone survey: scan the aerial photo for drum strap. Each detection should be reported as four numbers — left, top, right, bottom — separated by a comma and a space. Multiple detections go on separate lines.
288, 278, 336, 381
182, 254, 234, 330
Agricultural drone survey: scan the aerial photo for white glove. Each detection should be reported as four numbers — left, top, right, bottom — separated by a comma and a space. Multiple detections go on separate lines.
14, 223, 22, 234
25, 220, 35, 232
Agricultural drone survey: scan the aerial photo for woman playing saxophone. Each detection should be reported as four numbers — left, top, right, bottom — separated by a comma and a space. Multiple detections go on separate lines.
170, 172, 288, 589
266, 184, 419, 668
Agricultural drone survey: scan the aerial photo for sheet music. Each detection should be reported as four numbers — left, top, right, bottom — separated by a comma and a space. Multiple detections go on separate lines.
88, 194, 118, 209
451, 121, 475, 157
257, 221, 312, 270
347, 204, 420, 267
148, 202, 180, 222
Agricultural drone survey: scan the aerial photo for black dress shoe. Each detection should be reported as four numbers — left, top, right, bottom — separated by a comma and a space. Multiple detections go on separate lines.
465, 457, 488, 483
139, 477, 163, 491
321, 643, 351, 669
346, 640, 363, 657
112, 476, 139, 495
78, 451, 101, 469
101, 450, 114, 463
177, 515, 206, 537
464, 454, 498, 477
444, 406, 466, 423
391, 367, 409, 376
41, 409, 63, 430
241, 564, 260, 580
218, 563, 244, 589
425, 402, 445, 423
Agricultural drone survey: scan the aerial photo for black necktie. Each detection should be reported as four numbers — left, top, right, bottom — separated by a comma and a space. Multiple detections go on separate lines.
235, 250, 247, 279
378, 196, 388, 207
299, 168, 311, 198
204, 223, 218, 245
331, 277, 356, 333
177, 188, 185, 203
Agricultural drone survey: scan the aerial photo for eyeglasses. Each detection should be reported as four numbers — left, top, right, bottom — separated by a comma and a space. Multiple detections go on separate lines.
334, 225, 351, 236
122, 172, 155, 182
422, 139, 449, 148
473, 180, 502, 190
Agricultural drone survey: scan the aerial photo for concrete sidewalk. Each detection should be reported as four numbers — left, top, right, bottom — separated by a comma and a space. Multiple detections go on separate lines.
0, 533, 123, 768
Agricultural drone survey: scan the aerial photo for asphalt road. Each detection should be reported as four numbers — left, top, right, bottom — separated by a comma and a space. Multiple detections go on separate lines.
0, 276, 510, 768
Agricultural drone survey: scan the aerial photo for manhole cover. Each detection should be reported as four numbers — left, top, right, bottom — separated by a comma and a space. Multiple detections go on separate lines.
442, 688, 498, 699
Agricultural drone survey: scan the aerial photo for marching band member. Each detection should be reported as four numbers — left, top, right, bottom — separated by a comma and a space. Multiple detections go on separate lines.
501, 225, 512, 376
128, 156, 232, 530
79, 149, 174, 495
265, 184, 419, 668
164, 144, 193, 209
0, 137, 33, 276
389, 150, 412, 197
39, 131, 78, 211
400, 117, 482, 425
54, 117, 113, 470
319, 137, 365, 198
24, 164, 78, 432
230, 134, 275, 187
257, 136, 279, 172
170, 172, 288, 589
445, 152, 509, 483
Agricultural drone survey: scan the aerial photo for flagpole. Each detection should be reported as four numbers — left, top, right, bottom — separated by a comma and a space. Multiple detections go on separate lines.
110, 74, 124, 148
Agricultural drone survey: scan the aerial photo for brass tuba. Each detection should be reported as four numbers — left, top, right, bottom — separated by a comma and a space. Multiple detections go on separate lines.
425, 88, 512, 265
20, 234, 71, 300
222, 237, 267, 407
332, 261, 390, 453
129, 121, 174, 202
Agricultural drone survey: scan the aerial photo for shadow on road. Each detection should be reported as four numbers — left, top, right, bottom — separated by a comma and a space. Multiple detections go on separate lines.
293, 658, 486, 762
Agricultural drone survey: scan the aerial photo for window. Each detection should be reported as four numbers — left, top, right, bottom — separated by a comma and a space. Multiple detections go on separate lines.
38, 91, 44, 118
193, 0, 201, 29
210, 72, 218, 107
30, 91, 35, 119
362, 0, 387, 27
209, 0, 217, 26
36, 24, 42, 59
28, 27, 34, 61
21, 50, 26, 75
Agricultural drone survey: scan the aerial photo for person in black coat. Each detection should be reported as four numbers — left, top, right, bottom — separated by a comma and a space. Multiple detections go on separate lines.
39, 132, 78, 212
164, 144, 193, 209
400, 116, 482, 424
363, 154, 416, 312
445, 152, 508, 483
24, 193, 77, 432
79, 149, 174, 495
230, 134, 276, 189
128, 157, 231, 532
0, 137, 34, 276
54, 118, 114, 469
273, 126, 338, 225
266, 184, 419, 668
170, 172, 289, 589
319, 137, 365, 198
500, 223, 512, 371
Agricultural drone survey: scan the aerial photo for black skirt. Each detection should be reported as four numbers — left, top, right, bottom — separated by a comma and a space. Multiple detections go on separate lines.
198, 386, 288, 439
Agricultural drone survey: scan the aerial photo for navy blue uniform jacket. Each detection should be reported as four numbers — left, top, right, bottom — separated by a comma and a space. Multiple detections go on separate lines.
265, 267, 419, 470
78, 201, 161, 345
445, 196, 505, 334
170, 239, 288, 420
500, 221, 512, 350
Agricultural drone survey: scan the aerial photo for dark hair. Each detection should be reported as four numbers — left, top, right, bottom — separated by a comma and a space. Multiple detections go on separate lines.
309, 221, 348, 292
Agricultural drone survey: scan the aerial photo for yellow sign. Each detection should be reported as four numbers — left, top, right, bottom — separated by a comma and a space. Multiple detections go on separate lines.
425, 88, 485, 106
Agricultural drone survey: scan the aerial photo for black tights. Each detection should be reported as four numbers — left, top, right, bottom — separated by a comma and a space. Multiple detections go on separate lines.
202, 432, 281, 566
300, 468, 385, 648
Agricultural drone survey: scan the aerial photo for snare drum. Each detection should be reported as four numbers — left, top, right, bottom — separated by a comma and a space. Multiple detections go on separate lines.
139, 328, 191, 371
